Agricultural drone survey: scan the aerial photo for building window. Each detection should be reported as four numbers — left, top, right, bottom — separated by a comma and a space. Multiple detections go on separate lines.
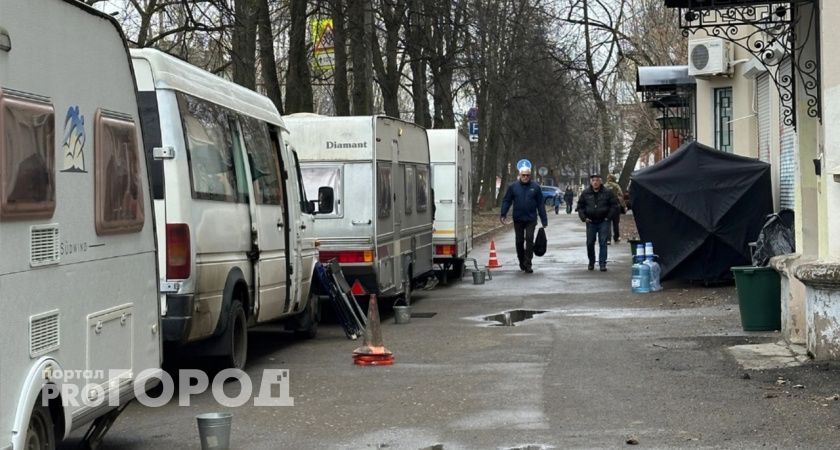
714, 87, 733, 153
0, 90, 56, 220
94, 109, 145, 235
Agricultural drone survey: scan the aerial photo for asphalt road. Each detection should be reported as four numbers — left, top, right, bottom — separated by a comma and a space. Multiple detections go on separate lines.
66, 213, 840, 449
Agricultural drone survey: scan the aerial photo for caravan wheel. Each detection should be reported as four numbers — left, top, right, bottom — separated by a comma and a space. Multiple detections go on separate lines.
221, 300, 248, 370
25, 402, 55, 450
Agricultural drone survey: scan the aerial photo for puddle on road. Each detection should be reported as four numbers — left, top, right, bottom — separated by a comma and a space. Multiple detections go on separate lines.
484, 310, 547, 326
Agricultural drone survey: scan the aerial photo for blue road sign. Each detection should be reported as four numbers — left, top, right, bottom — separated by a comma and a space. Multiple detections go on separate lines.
467, 107, 479, 121
468, 121, 479, 136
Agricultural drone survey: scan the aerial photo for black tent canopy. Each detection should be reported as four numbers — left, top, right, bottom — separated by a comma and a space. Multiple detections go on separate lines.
630, 141, 773, 282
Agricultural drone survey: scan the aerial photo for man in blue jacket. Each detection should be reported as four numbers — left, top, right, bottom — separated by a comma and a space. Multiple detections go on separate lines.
500, 164, 548, 273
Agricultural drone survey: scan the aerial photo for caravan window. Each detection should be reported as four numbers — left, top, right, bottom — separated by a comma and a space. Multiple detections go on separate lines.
239, 116, 283, 205
377, 163, 391, 219
301, 166, 341, 216
94, 110, 145, 235
0, 90, 55, 220
416, 166, 429, 212
178, 93, 241, 203
404, 165, 414, 215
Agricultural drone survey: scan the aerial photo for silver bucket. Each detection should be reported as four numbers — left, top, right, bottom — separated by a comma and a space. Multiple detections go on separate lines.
472, 270, 486, 285
197, 412, 232, 450
393, 305, 411, 324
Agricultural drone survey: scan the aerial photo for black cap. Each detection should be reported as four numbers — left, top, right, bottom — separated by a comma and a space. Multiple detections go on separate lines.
589, 173, 602, 179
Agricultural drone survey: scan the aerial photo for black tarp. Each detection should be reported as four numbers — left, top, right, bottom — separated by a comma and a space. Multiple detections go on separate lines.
629, 141, 773, 282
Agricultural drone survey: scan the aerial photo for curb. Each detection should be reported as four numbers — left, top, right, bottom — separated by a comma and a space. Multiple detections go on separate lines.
473, 222, 514, 244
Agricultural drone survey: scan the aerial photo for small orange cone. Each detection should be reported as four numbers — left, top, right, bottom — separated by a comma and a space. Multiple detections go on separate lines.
352, 295, 394, 366
487, 240, 502, 269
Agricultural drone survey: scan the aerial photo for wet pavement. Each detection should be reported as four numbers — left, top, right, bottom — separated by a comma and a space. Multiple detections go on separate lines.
65, 213, 840, 449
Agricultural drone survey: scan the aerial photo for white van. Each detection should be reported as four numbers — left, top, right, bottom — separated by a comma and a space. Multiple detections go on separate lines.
131, 49, 322, 370
0, 1, 162, 448
428, 129, 473, 278
284, 114, 434, 299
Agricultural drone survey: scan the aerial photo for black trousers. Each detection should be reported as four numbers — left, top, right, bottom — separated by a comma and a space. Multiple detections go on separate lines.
611, 214, 620, 241
514, 221, 537, 269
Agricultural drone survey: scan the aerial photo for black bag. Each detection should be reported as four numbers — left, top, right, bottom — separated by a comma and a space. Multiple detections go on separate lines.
534, 227, 547, 257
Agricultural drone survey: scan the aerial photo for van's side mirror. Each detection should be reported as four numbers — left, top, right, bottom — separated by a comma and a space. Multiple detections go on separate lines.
316, 186, 334, 214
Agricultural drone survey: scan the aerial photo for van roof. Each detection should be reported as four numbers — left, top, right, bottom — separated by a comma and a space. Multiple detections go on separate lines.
130, 48, 286, 131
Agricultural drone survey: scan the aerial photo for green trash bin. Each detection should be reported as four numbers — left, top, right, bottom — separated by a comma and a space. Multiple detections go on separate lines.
731, 266, 781, 331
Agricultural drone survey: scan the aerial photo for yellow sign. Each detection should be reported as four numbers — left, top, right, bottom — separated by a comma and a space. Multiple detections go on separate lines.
311, 18, 335, 71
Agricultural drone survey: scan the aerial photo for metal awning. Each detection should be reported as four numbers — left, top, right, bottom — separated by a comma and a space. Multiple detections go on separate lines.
636, 66, 695, 93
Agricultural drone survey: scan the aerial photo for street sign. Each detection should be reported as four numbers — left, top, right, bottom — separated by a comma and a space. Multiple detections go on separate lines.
469, 135, 478, 143
538, 166, 548, 177
468, 121, 479, 137
467, 107, 479, 121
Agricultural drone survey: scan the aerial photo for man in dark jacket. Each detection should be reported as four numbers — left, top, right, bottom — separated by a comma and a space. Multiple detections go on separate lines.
577, 174, 619, 271
500, 165, 548, 273
563, 186, 575, 214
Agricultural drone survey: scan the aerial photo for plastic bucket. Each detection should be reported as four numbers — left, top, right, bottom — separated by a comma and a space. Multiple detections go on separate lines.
393, 305, 411, 324
196, 413, 232, 450
731, 266, 781, 331
472, 270, 486, 285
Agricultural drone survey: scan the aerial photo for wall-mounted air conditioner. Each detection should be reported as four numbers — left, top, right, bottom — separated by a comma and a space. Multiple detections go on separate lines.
688, 37, 733, 77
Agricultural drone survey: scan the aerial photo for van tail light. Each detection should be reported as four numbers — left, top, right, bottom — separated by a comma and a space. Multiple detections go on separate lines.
435, 245, 457, 256
319, 250, 374, 264
166, 223, 191, 279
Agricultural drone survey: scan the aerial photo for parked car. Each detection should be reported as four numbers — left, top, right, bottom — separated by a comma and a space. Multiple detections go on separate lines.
541, 186, 562, 205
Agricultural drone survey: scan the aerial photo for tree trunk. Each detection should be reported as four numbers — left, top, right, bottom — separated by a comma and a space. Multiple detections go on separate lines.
232, 0, 258, 90
285, 0, 315, 113
332, 0, 351, 116
407, 0, 431, 127
348, 0, 373, 115
257, 0, 283, 114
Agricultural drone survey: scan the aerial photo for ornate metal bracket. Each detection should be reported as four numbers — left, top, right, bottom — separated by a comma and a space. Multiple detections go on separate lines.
673, 1, 821, 128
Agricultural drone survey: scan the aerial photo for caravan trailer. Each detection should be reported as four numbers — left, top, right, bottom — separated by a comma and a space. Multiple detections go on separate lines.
428, 130, 473, 278
0, 0, 162, 448
131, 49, 323, 370
284, 114, 434, 298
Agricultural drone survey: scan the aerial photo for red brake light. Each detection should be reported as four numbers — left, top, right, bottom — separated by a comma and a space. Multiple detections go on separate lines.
319, 250, 374, 263
166, 223, 191, 279
435, 245, 457, 256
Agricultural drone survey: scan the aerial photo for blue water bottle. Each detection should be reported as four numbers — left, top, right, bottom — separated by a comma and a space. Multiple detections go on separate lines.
632, 245, 650, 293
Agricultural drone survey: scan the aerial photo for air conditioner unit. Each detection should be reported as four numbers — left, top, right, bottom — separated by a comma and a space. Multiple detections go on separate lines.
688, 38, 732, 76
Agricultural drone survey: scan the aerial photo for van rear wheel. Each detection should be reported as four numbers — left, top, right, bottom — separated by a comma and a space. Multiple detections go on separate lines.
293, 294, 319, 339
25, 402, 55, 450
221, 300, 248, 370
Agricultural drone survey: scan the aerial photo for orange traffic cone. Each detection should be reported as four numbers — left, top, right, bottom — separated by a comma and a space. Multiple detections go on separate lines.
487, 240, 502, 269
352, 295, 394, 366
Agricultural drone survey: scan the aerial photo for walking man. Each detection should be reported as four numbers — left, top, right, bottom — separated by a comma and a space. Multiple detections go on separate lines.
564, 186, 575, 214
500, 160, 548, 273
605, 174, 627, 244
577, 174, 619, 271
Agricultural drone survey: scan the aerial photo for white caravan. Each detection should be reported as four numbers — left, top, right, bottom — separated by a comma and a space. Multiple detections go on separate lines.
131, 49, 322, 370
428, 129, 473, 278
0, 0, 162, 448
284, 114, 434, 299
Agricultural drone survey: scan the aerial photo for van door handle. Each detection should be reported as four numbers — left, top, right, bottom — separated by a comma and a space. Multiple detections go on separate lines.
277, 220, 284, 229
300, 223, 306, 230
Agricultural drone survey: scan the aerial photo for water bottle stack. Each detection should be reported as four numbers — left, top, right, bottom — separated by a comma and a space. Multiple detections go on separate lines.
631, 242, 661, 293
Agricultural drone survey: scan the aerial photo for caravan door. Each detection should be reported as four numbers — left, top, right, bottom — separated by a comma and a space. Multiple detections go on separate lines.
236, 116, 289, 322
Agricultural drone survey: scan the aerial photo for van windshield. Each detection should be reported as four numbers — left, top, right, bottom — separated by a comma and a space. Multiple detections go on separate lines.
301, 166, 342, 217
